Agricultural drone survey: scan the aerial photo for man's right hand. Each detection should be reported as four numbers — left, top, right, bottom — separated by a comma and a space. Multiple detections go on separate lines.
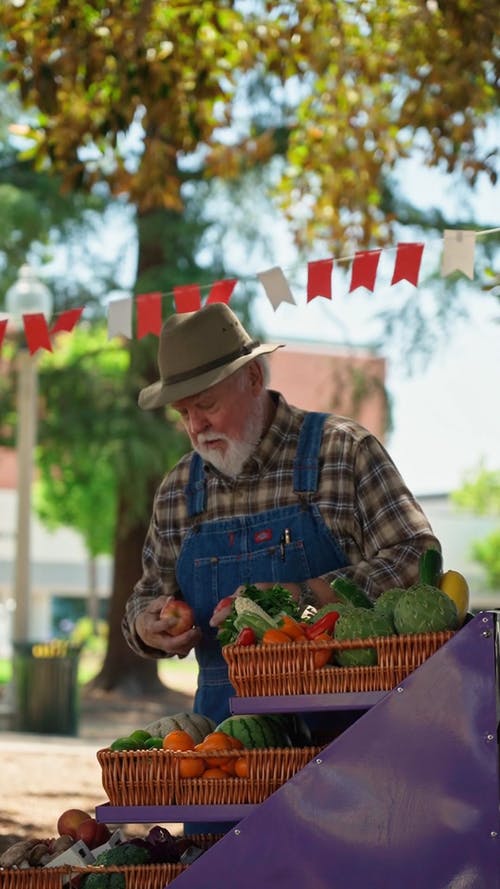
135, 595, 202, 658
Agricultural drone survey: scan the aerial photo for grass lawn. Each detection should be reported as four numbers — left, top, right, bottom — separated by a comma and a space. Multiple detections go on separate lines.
0, 651, 198, 690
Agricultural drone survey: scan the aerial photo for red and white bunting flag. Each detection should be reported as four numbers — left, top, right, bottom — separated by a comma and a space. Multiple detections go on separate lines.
108, 296, 132, 340
391, 242, 424, 287
23, 313, 53, 355
349, 249, 381, 293
307, 259, 333, 302
257, 266, 296, 311
205, 278, 237, 305
0, 319, 7, 351
50, 307, 84, 336
136, 292, 163, 338
441, 230, 476, 279
173, 284, 202, 313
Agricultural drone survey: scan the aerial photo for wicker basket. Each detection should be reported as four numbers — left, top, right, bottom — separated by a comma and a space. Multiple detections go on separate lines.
0, 870, 67, 889
175, 746, 322, 805
0, 835, 223, 889
73, 863, 185, 887
0, 863, 201, 889
223, 631, 455, 697
97, 744, 322, 807
96, 747, 178, 806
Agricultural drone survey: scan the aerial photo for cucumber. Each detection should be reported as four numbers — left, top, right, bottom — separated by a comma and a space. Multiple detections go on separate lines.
215, 715, 291, 749
419, 548, 443, 586
331, 577, 373, 609
309, 602, 352, 624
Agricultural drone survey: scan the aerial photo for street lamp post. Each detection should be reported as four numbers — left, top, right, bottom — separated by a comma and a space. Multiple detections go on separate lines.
5, 264, 53, 643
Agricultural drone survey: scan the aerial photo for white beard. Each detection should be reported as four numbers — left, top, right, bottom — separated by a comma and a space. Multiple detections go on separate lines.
196, 436, 257, 477
195, 396, 266, 478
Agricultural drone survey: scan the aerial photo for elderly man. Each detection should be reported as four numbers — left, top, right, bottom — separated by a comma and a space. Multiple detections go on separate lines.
122, 303, 440, 725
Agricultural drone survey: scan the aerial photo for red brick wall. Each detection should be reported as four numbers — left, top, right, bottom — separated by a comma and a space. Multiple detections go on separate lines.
268, 345, 387, 441
0, 447, 17, 490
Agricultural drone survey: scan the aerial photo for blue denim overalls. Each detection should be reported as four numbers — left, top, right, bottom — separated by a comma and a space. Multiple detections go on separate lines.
176, 412, 350, 726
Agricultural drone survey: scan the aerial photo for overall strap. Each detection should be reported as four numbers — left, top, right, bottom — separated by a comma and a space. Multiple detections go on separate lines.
293, 412, 329, 494
185, 452, 206, 517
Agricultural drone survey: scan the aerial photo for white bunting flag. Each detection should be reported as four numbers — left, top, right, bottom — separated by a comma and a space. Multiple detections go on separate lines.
257, 266, 296, 311
107, 296, 133, 339
441, 230, 477, 279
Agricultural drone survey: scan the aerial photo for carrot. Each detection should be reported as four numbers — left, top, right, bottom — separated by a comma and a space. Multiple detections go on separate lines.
278, 614, 307, 640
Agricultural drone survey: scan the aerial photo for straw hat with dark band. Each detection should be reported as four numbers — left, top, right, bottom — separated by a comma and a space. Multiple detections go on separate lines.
138, 303, 284, 409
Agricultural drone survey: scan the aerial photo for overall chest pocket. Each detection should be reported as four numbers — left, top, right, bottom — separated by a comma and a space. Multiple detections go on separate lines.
192, 540, 312, 605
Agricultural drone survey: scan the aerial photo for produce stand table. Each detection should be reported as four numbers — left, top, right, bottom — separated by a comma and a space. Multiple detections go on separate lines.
230, 691, 387, 712
95, 611, 500, 889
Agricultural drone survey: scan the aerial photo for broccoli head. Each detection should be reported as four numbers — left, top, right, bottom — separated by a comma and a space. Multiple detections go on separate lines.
81, 843, 151, 888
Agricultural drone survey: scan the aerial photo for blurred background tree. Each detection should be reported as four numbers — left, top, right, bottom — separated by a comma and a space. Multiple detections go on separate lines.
0, 0, 498, 694
452, 466, 500, 590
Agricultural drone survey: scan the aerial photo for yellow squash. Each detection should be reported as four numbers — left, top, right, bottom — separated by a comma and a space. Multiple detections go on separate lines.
439, 569, 470, 626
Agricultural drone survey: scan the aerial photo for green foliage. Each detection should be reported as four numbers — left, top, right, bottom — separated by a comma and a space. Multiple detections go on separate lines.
69, 617, 108, 651
1, 0, 498, 249
452, 463, 500, 589
34, 323, 188, 552
471, 531, 500, 588
452, 464, 500, 515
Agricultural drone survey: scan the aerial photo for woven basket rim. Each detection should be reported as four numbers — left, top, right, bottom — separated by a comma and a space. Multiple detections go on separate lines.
223, 629, 455, 654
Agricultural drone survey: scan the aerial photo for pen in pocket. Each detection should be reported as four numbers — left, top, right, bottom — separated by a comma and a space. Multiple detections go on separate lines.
280, 528, 291, 561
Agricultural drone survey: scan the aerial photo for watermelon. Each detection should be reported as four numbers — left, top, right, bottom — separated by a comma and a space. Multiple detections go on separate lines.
215, 715, 291, 749
265, 713, 312, 747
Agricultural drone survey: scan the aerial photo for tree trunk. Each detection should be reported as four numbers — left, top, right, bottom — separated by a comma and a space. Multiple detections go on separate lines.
87, 556, 99, 634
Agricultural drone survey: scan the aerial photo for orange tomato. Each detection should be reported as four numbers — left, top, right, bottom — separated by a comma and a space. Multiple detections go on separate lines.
195, 731, 238, 767
202, 767, 227, 779
162, 729, 195, 751
225, 735, 245, 750
234, 756, 249, 778
179, 755, 206, 778
311, 632, 333, 668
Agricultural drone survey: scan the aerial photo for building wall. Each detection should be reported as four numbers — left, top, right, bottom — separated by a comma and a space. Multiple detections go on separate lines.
0, 488, 111, 653
269, 345, 387, 440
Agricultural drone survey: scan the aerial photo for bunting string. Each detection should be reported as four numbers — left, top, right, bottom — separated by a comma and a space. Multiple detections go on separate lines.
0, 228, 497, 354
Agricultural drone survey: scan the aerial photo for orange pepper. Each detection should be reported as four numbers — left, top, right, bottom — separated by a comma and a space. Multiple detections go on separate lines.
311, 631, 333, 668
278, 614, 307, 640
262, 628, 292, 644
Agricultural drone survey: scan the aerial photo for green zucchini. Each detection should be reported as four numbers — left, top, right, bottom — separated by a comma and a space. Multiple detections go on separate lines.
418, 548, 443, 586
331, 577, 373, 609
309, 602, 351, 623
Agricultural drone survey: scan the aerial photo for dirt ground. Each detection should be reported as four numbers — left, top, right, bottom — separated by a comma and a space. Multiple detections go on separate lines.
0, 673, 197, 855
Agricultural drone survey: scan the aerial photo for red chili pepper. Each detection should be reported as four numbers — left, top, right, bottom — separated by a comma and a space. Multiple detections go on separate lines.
235, 627, 257, 646
304, 611, 340, 640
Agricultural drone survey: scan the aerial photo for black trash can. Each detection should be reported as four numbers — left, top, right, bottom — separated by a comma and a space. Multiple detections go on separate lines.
13, 639, 81, 736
